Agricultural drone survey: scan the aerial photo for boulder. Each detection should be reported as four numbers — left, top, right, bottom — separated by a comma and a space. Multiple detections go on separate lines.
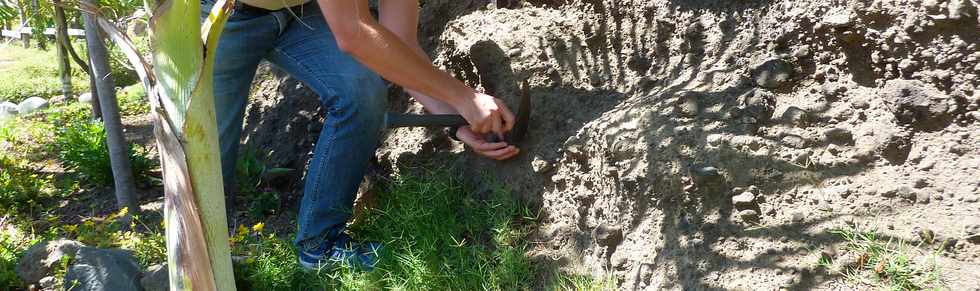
781, 106, 811, 127
823, 128, 854, 145
15, 239, 85, 284
965, 224, 980, 243
78, 92, 93, 104
140, 263, 168, 291
821, 8, 855, 28
732, 192, 757, 209
739, 89, 776, 123
0, 101, 18, 119
63, 247, 142, 291
947, 0, 978, 20
593, 225, 624, 247
750, 58, 796, 89
17, 97, 48, 115
881, 79, 953, 131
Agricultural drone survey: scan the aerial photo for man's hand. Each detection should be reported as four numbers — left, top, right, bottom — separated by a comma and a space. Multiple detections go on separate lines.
455, 126, 520, 160
456, 92, 516, 139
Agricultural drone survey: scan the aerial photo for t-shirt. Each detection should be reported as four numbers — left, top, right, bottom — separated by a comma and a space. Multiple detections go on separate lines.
240, 0, 310, 11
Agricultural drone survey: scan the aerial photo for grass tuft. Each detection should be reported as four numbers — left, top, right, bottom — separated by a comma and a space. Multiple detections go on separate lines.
818, 226, 945, 291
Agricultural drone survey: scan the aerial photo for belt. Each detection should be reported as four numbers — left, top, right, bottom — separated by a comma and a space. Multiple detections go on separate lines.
236, 1, 310, 16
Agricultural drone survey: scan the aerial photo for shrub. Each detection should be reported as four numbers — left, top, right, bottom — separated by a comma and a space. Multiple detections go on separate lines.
0, 225, 35, 290
55, 121, 156, 187
0, 154, 52, 215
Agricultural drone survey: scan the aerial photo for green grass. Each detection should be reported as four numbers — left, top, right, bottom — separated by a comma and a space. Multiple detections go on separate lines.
546, 272, 618, 291
0, 44, 90, 103
229, 169, 539, 290
817, 226, 945, 291
0, 221, 40, 291
0, 39, 147, 103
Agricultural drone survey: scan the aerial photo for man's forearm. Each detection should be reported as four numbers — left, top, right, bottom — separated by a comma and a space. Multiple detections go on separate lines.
319, 0, 473, 110
378, 0, 458, 115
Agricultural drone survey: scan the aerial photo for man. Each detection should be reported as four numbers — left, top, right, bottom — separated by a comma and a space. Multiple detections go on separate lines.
202, 0, 520, 271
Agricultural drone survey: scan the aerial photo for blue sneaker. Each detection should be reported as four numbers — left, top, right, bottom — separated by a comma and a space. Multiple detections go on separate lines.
298, 233, 383, 271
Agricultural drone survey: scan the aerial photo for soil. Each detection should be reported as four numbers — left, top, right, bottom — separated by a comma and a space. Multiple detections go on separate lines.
240, 0, 980, 289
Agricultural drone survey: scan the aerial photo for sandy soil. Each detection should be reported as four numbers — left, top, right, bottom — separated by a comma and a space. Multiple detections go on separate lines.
240, 0, 980, 289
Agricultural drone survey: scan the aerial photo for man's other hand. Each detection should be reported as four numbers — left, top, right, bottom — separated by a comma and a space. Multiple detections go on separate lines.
455, 126, 519, 161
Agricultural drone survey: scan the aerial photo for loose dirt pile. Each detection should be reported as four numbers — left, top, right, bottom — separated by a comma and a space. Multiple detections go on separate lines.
244, 0, 980, 289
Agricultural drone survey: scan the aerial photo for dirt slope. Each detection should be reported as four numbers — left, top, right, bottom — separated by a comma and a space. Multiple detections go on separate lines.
244, 0, 980, 289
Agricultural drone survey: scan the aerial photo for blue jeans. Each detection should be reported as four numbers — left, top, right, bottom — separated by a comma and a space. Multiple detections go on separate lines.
201, 0, 387, 251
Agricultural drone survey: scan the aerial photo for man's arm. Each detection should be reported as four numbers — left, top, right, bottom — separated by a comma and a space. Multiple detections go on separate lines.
318, 0, 514, 137
377, 0, 519, 160
376, 0, 456, 115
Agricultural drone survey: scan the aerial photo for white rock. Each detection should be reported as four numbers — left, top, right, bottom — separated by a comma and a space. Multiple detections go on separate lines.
0, 101, 18, 119
732, 192, 757, 208
79, 92, 93, 104
531, 157, 553, 173
17, 97, 48, 114
822, 9, 855, 28
39, 276, 56, 289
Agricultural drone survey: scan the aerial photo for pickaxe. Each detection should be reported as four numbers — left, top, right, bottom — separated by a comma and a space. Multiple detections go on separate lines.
385, 81, 531, 144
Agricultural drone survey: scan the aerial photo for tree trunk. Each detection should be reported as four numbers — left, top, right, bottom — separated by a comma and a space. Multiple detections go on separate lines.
54, 0, 72, 98
29, 0, 44, 50
86, 0, 237, 289
81, 0, 139, 219
87, 66, 103, 119
17, 0, 28, 48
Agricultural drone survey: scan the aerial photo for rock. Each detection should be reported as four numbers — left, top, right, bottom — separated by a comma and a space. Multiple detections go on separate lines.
63, 247, 142, 291
878, 185, 909, 198
16, 239, 85, 284
822, 8, 855, 28
917, 227, 936, 244
531, 157, 553, 173
738, 209, 760, 222
732, 192, 757, 208
947, 0, 978, 20
751, 58, 796, 89
740, 89, 776, 122
895, 186, 919, 202
78, 92, 93, 104
823, 128, 854, 145
915, 191, 931, 204
876, 129, 913, 164
691, 166, 722, 184
141, 263, 168, 291
881, 79, 953, 130
791, 212, 806, 223
39, 276, 56, 289
17, 97, 48, 114
893, 186, 916, 201
827, 186, 851, 198
781, 106, 811, 127
965, 194, 980, 203
964, 224, 980, 243
781, 135, 808, 149
676, 93, 700, 117
593, 225, 624, 247
0, 101, 18, 119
